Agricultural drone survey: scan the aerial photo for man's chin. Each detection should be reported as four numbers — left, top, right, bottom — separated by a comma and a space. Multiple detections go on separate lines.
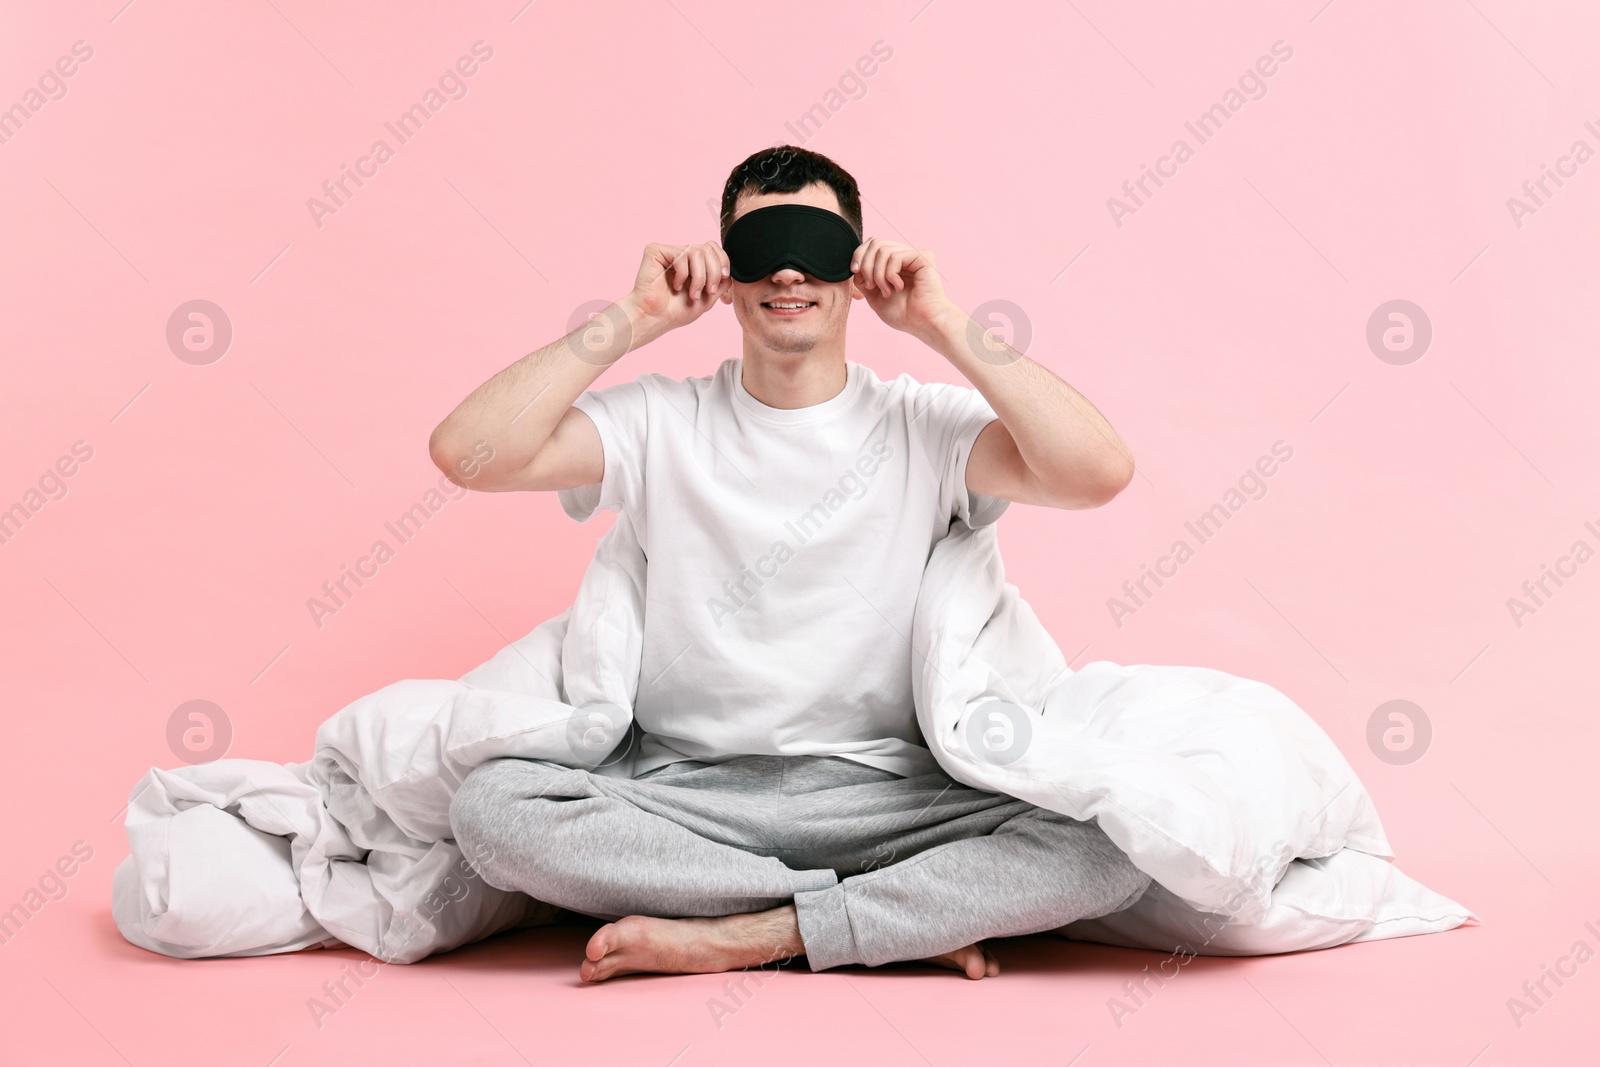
756, 326, 819, 354
765, 339, 819, 355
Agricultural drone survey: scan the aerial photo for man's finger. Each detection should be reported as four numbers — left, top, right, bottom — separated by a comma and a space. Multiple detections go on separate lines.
687, 247, 708, 301
856, 238, 880, 290
701, 244, 721, 296
706, 244, 725, 294
669, 247, 692, 293
653, 243, 684, 271
886, 250, 908, 292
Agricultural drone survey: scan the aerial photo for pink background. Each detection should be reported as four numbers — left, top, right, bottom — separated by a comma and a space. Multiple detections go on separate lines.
3, 0, 1597, 1063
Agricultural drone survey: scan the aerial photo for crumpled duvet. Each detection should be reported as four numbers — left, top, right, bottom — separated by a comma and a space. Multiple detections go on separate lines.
113, 513, 1473, 963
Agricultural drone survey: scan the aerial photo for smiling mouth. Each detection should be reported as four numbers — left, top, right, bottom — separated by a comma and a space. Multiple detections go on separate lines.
761, 299, 817, 316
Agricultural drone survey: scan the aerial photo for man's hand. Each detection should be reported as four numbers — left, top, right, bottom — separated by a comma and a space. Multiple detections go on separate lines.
850, 237, 960, 343
431, 239, 726, 495
621, 241, 730, 348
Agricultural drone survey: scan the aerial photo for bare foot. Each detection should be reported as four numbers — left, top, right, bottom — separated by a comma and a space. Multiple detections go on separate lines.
580, 907, 1001, 982
918, 943, 1000, 980
580, 909, 800, 982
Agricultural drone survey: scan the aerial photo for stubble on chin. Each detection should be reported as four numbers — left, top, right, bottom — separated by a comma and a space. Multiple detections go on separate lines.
766, 330, 818, 354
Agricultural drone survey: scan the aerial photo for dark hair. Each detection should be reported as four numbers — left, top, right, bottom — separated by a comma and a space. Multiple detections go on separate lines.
718, 145, 863, 244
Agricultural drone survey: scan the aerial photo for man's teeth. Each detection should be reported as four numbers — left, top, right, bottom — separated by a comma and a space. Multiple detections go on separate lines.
766, 301, 813, 308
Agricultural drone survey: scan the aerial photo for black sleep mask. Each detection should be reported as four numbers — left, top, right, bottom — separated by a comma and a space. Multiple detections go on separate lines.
723, 204, 860, 283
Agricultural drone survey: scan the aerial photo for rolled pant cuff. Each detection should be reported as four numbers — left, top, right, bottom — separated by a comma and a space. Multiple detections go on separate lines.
793, 885, 858, 972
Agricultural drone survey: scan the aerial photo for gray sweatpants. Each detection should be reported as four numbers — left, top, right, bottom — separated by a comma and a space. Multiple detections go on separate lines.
449, 754, 1151, 971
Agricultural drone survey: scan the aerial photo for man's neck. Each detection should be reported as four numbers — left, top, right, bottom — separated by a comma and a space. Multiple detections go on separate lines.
739, 353, 849, 410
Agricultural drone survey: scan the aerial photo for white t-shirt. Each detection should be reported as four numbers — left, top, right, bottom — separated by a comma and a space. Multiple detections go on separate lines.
558, 357, 1006, 778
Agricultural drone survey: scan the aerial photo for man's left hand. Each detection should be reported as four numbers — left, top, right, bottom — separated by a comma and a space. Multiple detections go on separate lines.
851, 238, 961, 342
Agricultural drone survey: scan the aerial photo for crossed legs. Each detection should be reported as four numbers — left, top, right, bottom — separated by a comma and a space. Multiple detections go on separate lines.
449, 754, 1150, 980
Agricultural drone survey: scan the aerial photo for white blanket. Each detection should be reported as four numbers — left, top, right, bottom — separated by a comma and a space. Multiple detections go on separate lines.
114, 515, 1473, 963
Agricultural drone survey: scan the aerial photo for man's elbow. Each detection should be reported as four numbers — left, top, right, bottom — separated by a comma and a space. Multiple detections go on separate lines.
1096, 456, 1137, 503
1047, 458, 1135, 510
429, 426, 495, 490
428, 427, 467, 486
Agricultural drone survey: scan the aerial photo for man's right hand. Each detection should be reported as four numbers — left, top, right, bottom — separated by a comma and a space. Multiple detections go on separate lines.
621, 241, 730, 347
430, 241, 730, 496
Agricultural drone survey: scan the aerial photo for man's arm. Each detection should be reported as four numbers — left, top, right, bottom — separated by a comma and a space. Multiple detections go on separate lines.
428, 241, 731, 492
849, 238, 1136, 510
922, 313, 1135, 510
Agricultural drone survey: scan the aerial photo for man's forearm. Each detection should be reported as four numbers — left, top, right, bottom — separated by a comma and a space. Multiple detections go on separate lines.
916, 307, 1136, 504
429, 294, 649, 485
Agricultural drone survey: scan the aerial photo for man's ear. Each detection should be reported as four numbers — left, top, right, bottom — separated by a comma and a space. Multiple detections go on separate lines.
720, 287, 733, 304
849, 280, 865, 300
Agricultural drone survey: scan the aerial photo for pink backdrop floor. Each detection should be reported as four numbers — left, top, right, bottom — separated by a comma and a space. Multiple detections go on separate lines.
3, 1, 1597, 1063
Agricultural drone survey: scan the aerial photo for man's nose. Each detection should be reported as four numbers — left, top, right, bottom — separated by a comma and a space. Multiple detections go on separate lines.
769, 267, 807, 284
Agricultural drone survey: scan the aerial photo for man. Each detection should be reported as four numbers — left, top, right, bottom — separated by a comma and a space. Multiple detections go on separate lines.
431, 146, 1149, 981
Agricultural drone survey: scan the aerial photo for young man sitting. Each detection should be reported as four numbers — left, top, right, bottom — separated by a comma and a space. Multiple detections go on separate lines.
431, 146, 1149, 981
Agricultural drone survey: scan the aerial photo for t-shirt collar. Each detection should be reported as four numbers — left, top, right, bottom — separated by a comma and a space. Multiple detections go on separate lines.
730, 358, 864, 424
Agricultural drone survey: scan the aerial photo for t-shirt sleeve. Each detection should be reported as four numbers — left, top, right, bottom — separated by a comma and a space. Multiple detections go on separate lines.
911, 381, 1010, 529
556, 378, 649, 523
